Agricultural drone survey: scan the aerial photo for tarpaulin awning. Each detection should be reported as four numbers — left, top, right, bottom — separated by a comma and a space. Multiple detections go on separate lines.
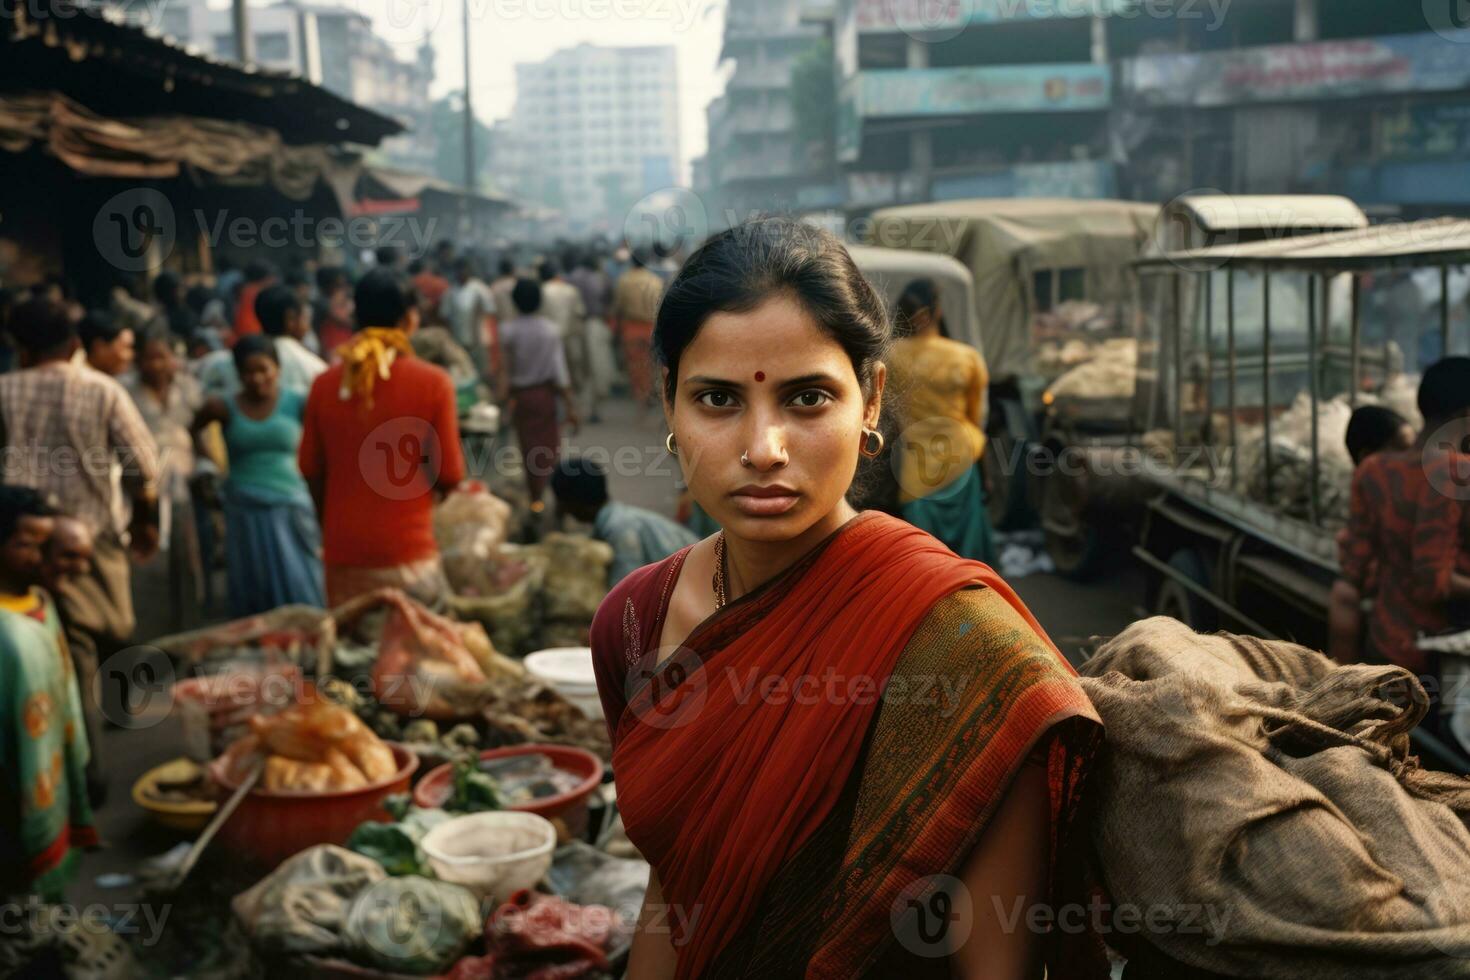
0, 91, 356, 200
2, 0, 403, 147
866, 197, 1159, 382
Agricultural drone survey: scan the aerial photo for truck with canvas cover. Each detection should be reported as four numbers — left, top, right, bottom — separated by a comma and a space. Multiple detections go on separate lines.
865, 197, 1158, 530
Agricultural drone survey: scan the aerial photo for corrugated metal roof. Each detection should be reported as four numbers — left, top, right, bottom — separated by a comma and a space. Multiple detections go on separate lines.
1138, 217, 1470, 271
4, 0, 403, 146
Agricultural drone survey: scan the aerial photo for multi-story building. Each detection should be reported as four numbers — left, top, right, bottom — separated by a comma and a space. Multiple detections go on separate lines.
1112, 2, 1470, 215
146, 0, 436, 175
511, 44, 681, 237
832, 0, 1117, 212
705, 0, 841, 224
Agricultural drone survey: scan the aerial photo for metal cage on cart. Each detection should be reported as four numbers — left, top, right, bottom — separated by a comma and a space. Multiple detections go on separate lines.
1133, 217, 1470, 771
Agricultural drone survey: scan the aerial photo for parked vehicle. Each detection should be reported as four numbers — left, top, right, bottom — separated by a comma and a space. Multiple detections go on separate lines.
865, 198, 1159, 530
1037, 194, 1370, 577
1131, 215, 1470, 772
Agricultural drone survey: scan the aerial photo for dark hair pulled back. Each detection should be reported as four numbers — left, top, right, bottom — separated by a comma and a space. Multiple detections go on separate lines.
653, 217, 890, 403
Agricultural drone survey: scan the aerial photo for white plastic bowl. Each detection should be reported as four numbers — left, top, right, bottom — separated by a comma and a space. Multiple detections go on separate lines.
420, 811, 557, 902
524, 647, 602, 721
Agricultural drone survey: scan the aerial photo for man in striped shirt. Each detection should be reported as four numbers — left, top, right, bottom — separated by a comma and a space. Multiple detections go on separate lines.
0, 298, 160, 802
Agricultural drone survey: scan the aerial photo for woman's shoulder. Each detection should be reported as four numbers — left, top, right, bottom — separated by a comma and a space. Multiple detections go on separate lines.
591, 544, 694, 658
912, 584, 1078, 682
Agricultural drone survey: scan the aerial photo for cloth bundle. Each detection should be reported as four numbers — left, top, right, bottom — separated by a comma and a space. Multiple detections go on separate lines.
1079, 617, 1470, 978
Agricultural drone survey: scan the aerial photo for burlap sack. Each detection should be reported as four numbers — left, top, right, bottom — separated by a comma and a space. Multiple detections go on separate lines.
1081, 617, 1470, 978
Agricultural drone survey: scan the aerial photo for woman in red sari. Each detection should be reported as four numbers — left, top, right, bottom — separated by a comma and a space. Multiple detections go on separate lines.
590, 219, 1104, 979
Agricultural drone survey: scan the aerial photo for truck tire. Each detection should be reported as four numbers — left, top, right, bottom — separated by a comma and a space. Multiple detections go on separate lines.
1040, 451, 1102, 580
1154, 548, 1217, 631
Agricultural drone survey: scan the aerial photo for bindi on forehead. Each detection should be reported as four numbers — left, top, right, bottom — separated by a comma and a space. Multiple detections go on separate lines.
754, 371, 765, 383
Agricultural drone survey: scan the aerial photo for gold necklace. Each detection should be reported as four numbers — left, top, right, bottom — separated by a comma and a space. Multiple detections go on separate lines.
712, 532, 728, 610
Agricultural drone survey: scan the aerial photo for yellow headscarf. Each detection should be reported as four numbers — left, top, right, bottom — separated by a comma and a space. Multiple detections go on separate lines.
336, 327, 415, 410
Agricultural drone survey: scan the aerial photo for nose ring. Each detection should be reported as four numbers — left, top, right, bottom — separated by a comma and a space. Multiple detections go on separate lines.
740, 451, 752, 467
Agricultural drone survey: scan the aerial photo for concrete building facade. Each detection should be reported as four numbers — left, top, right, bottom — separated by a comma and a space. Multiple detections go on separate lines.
511, 43, 681, 237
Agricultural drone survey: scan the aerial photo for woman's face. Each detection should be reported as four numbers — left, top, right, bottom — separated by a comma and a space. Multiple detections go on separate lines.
666, 293, 884, 544
238, 353, 279, 400
139, 340, 175, 388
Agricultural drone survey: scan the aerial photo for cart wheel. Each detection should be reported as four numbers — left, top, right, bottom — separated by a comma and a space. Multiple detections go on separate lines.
981, 431, 1033, 531
1154, 548, 1216, 631
1040, 455, 1101, 580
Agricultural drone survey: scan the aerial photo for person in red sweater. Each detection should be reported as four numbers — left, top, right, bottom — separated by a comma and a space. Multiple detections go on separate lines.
298, 267, 466, 608
232, 261, 276, 340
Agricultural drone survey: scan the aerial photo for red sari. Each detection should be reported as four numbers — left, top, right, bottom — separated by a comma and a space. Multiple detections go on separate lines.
590, 512, 1105, 978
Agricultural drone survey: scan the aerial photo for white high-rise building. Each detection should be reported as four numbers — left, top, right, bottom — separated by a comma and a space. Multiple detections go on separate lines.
512, 44, 681, 236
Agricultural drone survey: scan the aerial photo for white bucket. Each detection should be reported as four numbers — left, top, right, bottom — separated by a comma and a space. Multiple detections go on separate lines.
524, 647, 602, 721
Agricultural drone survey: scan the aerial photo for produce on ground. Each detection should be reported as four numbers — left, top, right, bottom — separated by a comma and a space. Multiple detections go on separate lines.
347, 805, 452, 877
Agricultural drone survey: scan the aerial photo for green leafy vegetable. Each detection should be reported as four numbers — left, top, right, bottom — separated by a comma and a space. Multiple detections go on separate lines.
448, 757, 501, 813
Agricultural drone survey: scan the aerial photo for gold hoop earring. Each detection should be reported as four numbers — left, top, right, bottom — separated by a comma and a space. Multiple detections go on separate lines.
859, 428, 884, 458
665, 433, 679, 456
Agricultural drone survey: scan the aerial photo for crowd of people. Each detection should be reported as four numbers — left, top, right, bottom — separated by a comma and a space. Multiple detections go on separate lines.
0, 215, 1467, 977
0, 236, 706, 896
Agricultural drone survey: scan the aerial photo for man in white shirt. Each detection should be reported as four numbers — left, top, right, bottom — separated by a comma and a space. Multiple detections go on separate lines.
439, 257, 497, 380
536, 260, 587, 415
194, 285, 327, 398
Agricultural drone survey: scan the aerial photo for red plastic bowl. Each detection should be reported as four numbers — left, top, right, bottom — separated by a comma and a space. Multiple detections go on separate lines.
412, 745, 603, 841
207, 743, 418, 868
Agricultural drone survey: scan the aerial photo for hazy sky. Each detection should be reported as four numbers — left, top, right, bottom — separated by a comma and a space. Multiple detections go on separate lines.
343, 0, 729, 182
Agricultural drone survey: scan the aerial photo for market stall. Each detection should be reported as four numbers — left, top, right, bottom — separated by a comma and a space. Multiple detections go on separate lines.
54, 482, 641, 980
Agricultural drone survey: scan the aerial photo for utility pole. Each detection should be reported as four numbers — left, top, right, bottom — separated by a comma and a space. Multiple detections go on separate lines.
462, 0, 475, 193
233, 0, 253, 64
460, 0, 475, 242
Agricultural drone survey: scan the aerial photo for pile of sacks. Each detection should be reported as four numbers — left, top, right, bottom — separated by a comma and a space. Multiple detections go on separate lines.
1045, 338, 1138, 402
434, 485, 613, 656
1230, 377, 1423, 528
1079, 617, 1470, 978
1231, 391, 1357, 526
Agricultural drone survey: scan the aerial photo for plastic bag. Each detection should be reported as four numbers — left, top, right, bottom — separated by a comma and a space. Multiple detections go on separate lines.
232, 845, 386, 956
342, 876, 482, 976
434, 484, 514, 597
335, 589, 494, 720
